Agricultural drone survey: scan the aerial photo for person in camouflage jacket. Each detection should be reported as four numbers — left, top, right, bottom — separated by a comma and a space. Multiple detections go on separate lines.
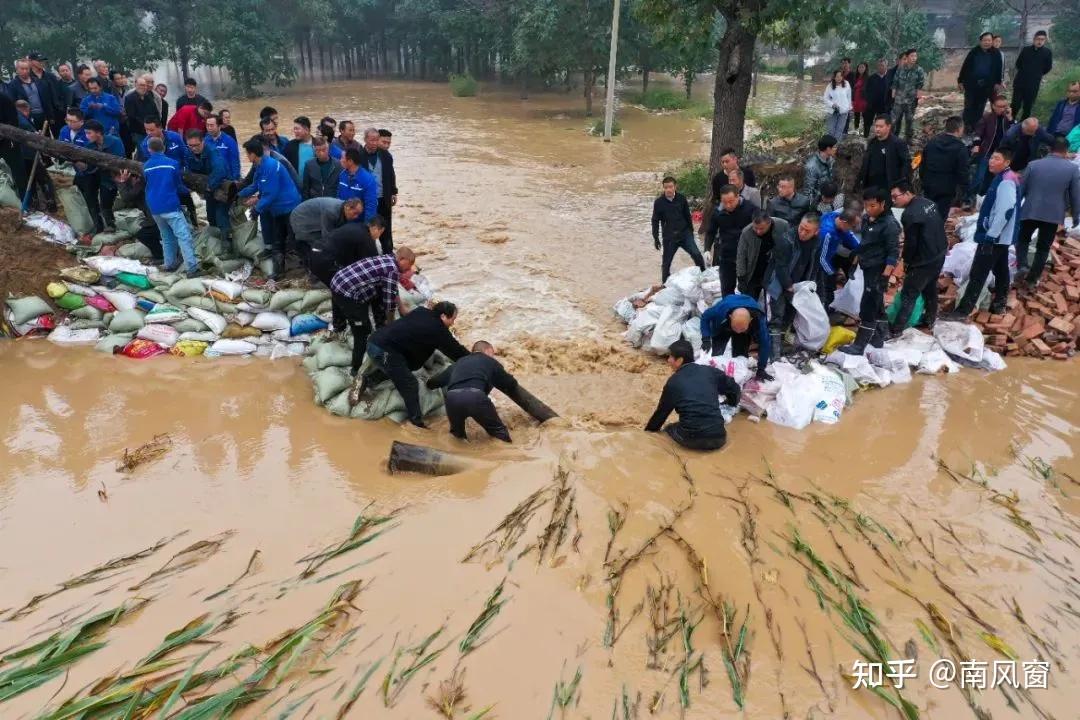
891, 49, 926, 142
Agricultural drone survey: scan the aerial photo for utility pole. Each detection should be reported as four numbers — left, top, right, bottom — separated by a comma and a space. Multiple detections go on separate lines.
603, 0, 622, 141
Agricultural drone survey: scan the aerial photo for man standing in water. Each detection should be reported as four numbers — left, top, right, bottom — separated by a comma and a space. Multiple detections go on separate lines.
651, 176, 706, 282
645, 339, 740, 452
427, 340, 518, 443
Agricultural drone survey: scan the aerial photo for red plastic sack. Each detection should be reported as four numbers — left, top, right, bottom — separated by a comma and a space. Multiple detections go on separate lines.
119, 338, 167, 359
85, 295, 116, 312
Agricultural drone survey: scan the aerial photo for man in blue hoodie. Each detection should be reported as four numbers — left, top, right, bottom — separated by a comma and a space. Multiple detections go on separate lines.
75, 120, 124, 234
699, 294, 772, 380
338, 148, 378, 222
815, 208, 861, 310
184, 129, 231, 244
78, 77, 122, 136
239, 139, 302, 278
143, 137, 198, 276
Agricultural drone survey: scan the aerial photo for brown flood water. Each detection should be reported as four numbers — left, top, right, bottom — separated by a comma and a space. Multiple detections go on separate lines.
2, 80, 1079, 719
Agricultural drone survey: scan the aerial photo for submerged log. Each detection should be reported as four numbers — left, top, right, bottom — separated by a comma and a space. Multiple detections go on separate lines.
387, 441, 469, 476
503, 384, 558, 424
0, 123, 213, 194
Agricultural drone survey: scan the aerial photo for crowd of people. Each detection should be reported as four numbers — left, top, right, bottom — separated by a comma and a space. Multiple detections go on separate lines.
0, 54, 533, 445
649, 30, 1080, 452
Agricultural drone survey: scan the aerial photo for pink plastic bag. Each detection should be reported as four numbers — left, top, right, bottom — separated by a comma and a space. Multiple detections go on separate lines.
85, 295, 116, 312
120, 338, 167, 359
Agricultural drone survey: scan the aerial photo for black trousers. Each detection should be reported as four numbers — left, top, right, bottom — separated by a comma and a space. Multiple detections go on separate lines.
1011, 85, 1038, 123
893, 257, 943, 329
769, 290, 795, 331
376, 197, 393, 253
1, 146, 27, 198
74, 174, 117, 233
963, 84, 994, 132
816, 254, 853, 311
661, 231, 706, 282
1016, 218, 1058, 285
853, 110, 873, 137
135, 223, 164, 261
310, 250, 345, 331
366, 342, 422, 422
927, 192, 954, 222
711, 328, 750, 358
259, 210, 292, 255
663, 423, 726, 451
859, 265, 886, 326
445, 388, 511, 442
336, 294, 375, 374
718, 258, 737, 296
956, 243, 1010, 314
23, 158, 56, 210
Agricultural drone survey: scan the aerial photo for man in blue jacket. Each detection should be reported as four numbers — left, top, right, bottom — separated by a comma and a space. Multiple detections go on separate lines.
1001, 118, 1054, 172
816, 208, 861, 310
136, 117, 186, 164
143, 137, 198, 276
184, 129, 231, 244
78, 77, 122, 136
338, 148, 378, 223
1047, 81, 1080, 137
699, 294, 772, 380
239, 139, 302, 278
75, 120, 124, 234
204, 114, 240, 180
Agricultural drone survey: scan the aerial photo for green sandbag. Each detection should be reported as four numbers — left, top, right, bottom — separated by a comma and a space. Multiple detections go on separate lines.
195, 226, 225, 262
169, 278, 207, 298
0, 160, 20, 208
118, 242, 153, 260
153, 273, 182, 290
109, 309, 145, 333
268, 289, 306, 312
137, 289, 167, 304
55, 292, 86, 310
241, 288, 272, 307
173, 294, 237, 315
301, 354, 320, 374
115, 272, 153, 290
230, 206, 263, 260
173, 318, 210, 334
300, 289, 331, 313
885, 293, 924, 328
56, 185, 95, 235
314, 341, 352, 370
70, 305, 103, 321
214, 259, 248, 274
95, 333, 134, 353
102, 312, 113, 327
315, 300, 332, 316
6, 296, 53, 325
113, 209, 144, 237
312, 367, 352, 404
69, 319, 105, 331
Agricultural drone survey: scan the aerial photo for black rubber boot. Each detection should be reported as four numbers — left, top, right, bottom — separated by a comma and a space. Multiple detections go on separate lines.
890, 294, 918, 338
839, 324, 875, 355
769, 330, 783, 358
870, 320, 888, 349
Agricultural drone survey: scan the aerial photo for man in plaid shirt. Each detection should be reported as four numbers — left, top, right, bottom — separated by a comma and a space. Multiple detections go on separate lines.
330, 247, 417, 375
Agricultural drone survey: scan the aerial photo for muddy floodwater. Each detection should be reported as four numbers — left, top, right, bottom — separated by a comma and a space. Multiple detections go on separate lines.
2, 81, 1079, 719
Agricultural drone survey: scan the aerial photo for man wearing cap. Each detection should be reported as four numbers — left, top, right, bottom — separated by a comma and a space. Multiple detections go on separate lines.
27, 52, 67, 134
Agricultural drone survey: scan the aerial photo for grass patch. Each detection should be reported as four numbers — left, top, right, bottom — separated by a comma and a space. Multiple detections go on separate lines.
449, 74, 477, 97
1031, 62, 1080, 122
588, 119, 622, 136
667, 160, 709, 200
745, 108, 825, 156
626, 88, 690, 111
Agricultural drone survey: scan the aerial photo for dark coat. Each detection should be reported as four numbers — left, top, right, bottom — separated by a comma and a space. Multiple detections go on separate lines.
360, 147, 397, 198
301, 157, 342, 199
865, 73, 891, 115
1013, 45, 1053, 91
958, 47, 1004, 89
858, 134, 910, 191
899, 196, 947, 268
124, 91, 160, 136
919, 133, 969, 199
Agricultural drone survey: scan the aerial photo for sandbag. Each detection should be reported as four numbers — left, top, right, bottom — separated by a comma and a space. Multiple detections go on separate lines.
95, 333, 134, 353
268, 289, 306, 312
68, 318, 105, 331
109, 309, 145, 334
64, 282, 96, 297
206, 339, 256, 356
86, 294, 117, 312
137, 289, 167, 304
934, 321, 986, 365
173, 319, 209, 334
235, 311, 255, 326
221, 323, 263, 339
195, 226, 225, 261
145, 304, 187, 324
113, 209, 145, 237
84, 256, 148, 277
70, 305, 103, 321
231, 207, 263, 260
768, 373, 820, 430
648, 305, 683, 355
169, 278, 208, 299
241, 288, 272, 307
314, 341, 352, 370
49, 325, 101, 345
291, 313, 328, 336
55, 293, 86, 311
59, 266, 100, 285
830, 267, 863, 318
312, 367, 352, 404
822, 326, 855, 354
117, 242, 154, 260
612, 297, 636, 323
101, 289, 137, 311
208, 279, 244, 300
300, 289, 332, 313
0, 160, 20, 207
681, 316, 702, 354
178, 331, 219, 343
624, 303, 663, 347
187, 307, 228, 335
810, 364, 846, 424
57, 184, 95, 235
137, 324, 178, 348
791, 281, 829, 351
171, 340, 209, 357
6, 296, 53, 325
153, 273, 181, 290
46, 282, 68, 299
120, 338, 168, 359
251, 311, 290, 331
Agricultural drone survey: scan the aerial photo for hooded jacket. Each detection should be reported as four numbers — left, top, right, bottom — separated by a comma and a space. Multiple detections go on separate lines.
975, 170, 1020, 245
817, 210, 861, 275
919, 132, 969, 198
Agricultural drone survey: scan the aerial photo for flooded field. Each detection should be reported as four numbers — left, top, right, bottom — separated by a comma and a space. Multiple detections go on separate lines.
1, 80, 1078, 719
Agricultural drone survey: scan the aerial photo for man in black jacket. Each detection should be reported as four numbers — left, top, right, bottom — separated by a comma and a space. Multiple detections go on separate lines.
651, 176, 705, 281
766, 213, 820, 339
1012, 31, 1053, 121
0, 90, 27, 197
645, 339, 740, 451
6, 59, 57, 132
704, 185, 755, 296
360, 127, 398, 252
427, 340, 518, 443
124, 76, 159, 149
919, 116, 969, 220
27, 53, 67, 134
312, 219, 381, 334
859, 115, 910, 194
840, 188, 900, 354
889, 182, 947, 335
301, 136, 341, 199
362, 301, 470, 428
865, 59, 891, 131
959, 33, 1004, 132
175, 78, 208, 112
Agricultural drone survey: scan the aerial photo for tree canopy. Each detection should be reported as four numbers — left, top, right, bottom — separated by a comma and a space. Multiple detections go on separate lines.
835, 1, 945, 72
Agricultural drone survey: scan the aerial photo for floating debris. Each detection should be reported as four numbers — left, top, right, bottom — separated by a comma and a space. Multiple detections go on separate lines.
298, 508, 399, 579
459, 579, 509, 657
115, 434, 173, 473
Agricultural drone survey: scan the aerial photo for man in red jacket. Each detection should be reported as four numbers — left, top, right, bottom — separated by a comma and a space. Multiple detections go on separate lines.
167, 100, 213, 135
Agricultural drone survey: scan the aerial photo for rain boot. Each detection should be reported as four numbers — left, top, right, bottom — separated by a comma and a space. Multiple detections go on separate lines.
839, 324, 875, 355
870, 320, 888, 349
769, 330, 783, 358
890, 293, 918, 339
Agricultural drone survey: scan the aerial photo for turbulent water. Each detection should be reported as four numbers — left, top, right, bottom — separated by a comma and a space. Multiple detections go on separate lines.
1, 80, 1078, 719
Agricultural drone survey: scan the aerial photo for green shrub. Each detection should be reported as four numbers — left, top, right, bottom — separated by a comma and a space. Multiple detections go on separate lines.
588, 119, 622, 136
449, 74, 477, 97
1031, 62, 1080, 123
745, 109, 825, 156
668, 160, 709, 200
627, 89, 689, 111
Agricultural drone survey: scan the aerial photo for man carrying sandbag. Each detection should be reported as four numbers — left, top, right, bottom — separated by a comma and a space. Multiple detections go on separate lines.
645, 339, 740, 451
353, 300, 470, 428
765, 212, 821, 352
888, 181, 947, 335
699, 295, 772, 381
426, 340, 517, 443
290, 196, 365, 260
839, 188, 900, 354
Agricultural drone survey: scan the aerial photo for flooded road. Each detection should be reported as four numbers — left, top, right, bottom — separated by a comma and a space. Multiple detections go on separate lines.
1, 80, 1078, 719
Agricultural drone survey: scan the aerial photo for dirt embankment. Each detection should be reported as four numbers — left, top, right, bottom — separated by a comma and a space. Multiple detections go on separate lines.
0, 208, 73, 303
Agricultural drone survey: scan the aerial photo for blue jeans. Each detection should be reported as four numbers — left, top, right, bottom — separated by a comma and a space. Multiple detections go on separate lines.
153, 210, 197, 273
968, 155, 990, 201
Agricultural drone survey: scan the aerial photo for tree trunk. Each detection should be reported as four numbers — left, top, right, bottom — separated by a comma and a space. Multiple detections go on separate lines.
642, 67, 650, 93
685, 71, 694, 99
584, 69, 595, 116
0, 124, 216, 194
519, 68, 529, 99
1019, 1, 1029, 49
709, 19, 756, 177
797, 50, 806, 79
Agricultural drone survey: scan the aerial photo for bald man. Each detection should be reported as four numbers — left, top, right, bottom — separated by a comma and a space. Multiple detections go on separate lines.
698, 294, 772, 380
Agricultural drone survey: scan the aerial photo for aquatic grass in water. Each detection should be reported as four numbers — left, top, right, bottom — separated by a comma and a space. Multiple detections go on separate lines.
547, 664, 582, 720
459, 579, 509, 656
116, 434, 173, 472
129, 532, 235, 591
449, 74, 478, 97
381, 626, 451, 707
298, 509, 399, 579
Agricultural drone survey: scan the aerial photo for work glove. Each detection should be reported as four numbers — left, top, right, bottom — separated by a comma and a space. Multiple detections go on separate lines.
755, 368, 774, 382
653, 238, 661, 251
700, 336, 712, 353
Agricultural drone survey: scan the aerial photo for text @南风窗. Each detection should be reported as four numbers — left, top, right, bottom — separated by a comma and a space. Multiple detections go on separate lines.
849, 658, 1050, 690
